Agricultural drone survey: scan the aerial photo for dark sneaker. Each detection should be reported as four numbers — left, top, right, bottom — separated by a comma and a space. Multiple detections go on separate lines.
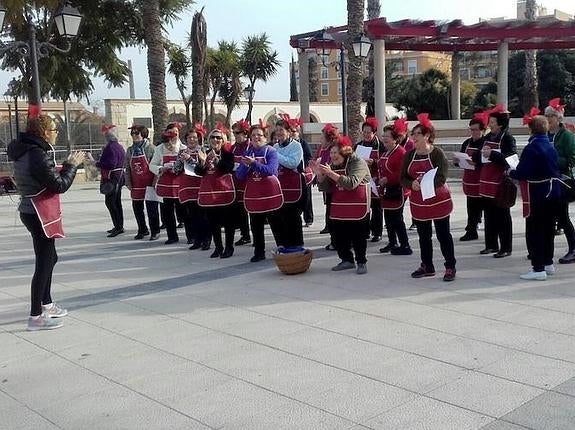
319, 227, 330, 234
379, 243, 397, 253
559, 251, 575, 264
370, 236, 381, 243
356, 263, 367, 275
234, 237, 251, 246
164, 238, 179, 245
210, 248, 223, 258
411, 265, 435, 278
443, 268, 456, 282
107, 228, 125, 238
189, 242, 202, 250
480, 248, 498, 255
493, 251, 512, 258
459, 232, 478, 241
391, 246, 413, 256
250, 254, 266, 263
149, 233, 160, 241
331, 261, 356, 271
220, 248, 234, 259
134, 231, 149, 240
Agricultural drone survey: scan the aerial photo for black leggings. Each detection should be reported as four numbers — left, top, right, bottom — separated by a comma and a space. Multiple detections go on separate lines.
20, 212, 57, 316
104, 186, 123, 229
416, 216, 456, 271
527, 201, 556, 271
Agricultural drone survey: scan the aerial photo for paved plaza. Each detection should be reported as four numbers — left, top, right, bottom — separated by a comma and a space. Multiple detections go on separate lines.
1, 182, 575, 429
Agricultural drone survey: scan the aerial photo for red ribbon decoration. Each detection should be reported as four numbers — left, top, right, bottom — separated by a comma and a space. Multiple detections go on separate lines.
257, 118, 269, 130
416, 113, 432, 129
213, 122, 229, 137
27, 104, 41, 119
548, 98, 565, 112
338, 135, 352, 148
393, 118, 408, 135
193, 123, 207, 137
522, 107, 541, 125
232, 119, 251, 133
322, 123, 337, 134
472, 112, 489, 128
364, 116, 379, 131
163, 129, 178, 140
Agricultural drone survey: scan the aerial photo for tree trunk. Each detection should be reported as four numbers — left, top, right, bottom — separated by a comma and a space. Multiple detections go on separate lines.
191, 8, 207, 124
523, 0, 539, 111
346, 0, 365, 141
143, 0, 168, 143
365, 0, 380, 116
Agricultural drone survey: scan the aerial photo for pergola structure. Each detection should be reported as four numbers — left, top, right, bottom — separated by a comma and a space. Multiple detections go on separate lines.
290, 17, 575, 129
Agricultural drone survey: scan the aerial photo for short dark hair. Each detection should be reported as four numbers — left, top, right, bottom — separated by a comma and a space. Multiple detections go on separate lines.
468, 118, 486, 130
412, 123, 436, 143
489, 112, 510, 129
382, 124, 400, 141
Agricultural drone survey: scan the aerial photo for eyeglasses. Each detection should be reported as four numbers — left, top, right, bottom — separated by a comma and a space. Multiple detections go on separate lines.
233, 131, 244, 135
251, 134, 264, 138
411, 131, 423, 136
210, 136, 223, 140
130, 131, 140, 135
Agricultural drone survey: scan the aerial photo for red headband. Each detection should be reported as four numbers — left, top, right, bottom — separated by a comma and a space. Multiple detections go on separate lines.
193, 123, 207, 137
416, 113, 432, 129
472, 112, 489, 128
548, 98, 565, 113
363, 116, 378, 131
393, 118, 408, 135
522, 107, 541, 125
232, 119, 251, 133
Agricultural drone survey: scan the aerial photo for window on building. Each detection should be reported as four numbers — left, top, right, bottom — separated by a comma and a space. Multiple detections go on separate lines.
133, 117, 152, 128
337, 84, 342, 96
336, 67, 341, 79
320, 66, 328, 80
459, 68, 470, 80
321, 83, 329, 96
475, 67, 493, 79
390, 60, 403, 72
407, 59, 417, 75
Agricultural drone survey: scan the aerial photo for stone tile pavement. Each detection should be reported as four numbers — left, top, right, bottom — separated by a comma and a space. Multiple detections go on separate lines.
1, 182, 575, 429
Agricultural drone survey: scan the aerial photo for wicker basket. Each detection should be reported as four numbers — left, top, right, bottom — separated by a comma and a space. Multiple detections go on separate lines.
272, 249, 313, 275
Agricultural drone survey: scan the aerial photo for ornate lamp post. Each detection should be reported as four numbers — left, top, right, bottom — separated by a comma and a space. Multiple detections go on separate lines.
0, 1, 83, 109
312, 30, 372, 135
243, 85, 255, 123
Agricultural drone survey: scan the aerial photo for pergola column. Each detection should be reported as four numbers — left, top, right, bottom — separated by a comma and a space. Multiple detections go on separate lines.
450, 52, 461, 120
373, 39, 386, 127
297, 50, 310, 129
497, 41, 509, 109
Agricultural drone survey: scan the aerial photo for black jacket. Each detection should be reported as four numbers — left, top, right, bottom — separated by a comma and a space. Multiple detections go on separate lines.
7, 133, 78, 213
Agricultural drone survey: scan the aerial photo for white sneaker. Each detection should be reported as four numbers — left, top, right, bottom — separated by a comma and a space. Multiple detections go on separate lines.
27, 315, 63, 331
42, 303, 68, 318
520, 270, 547, 281
544, 264, 556, 276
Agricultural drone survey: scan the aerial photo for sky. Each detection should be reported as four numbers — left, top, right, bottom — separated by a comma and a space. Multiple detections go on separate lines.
1, 0, 574, 109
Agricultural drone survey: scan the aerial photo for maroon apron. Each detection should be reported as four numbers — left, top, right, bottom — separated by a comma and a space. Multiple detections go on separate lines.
518, 179, 554, 218
155, 154, 179, 199
176, 152, 202, 203
357, 141, 381, 198
29, 188, 65, 239
129, 153, 154, 201
244, 148, 284, 213
407, 154, 453, 221
378, 145, 408, 210
479, 141, 503, 198
462, 146, 481, 198
233, 142, 249, 203
329, 161, 370, 220
278, 165, 303, 204
303, 166, 315, 186
198, 152, 236, 207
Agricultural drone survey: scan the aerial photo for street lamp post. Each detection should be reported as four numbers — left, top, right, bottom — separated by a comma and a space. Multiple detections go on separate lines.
312, 30, 372, 135
3, 96, 13, 141
0, 1, 83, 109
243, 85, 255, 123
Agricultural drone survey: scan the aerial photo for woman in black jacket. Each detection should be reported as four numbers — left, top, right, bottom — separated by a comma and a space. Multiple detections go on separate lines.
7, 114, 85, 331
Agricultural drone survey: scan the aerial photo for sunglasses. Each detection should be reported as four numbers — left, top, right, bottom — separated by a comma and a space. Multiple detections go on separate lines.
130, 131, 140, 135
210, 136, 223, 140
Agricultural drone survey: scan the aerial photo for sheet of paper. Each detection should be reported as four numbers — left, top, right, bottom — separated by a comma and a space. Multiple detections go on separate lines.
145, 186, 163, 203
420, 167, 437, 200
481, 148, 500, 164
184, 163, 199, 176
453, 152, 475, 170
505, 154, 519, 170
369, 179, 379, 197
355, 145, 372, 160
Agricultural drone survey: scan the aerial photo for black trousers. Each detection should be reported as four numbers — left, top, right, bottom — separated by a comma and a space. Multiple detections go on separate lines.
104, 186, 124, 229
160, 198, 181, 241
526, 201, 556, 271
206, 206, 235, 251
324, 192, 337, 246
465, 196, 483, 234
20, 213, 57, 316
175, 200, 185, 225
369, 197, 383, 237
276, 187, 306, 248
232, 201, 250, 239
250, 210, 283, 257
303, 184, 314, 224
132, 200, 160, 235
332, 216, 369, 264
416, 216, 456, 271
555, 199, 575, 252
483, 197, 512, 252
183, 201, 210, 244
384, 203, 409, 247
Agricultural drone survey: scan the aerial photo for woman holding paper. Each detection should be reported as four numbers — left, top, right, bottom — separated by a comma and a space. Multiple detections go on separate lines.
400, 114, 456, 282
149, 129, 186, 244
378, 123, 412, 255
479, 105, 517, 258
454, 115, 487, 242
315, 135, 371, 274
509, 114, 561, 280
173, 124, 211, 251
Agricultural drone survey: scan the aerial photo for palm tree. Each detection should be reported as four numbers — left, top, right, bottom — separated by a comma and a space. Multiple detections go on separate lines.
217, 41, 243, 127
346, 0, 366, 141
524, 0, 539, 111
166, 43, 192, 128
365, 0, 380, 116
142, 0, 169, 143
240, 33, 280, 123
190, 7, 207, 124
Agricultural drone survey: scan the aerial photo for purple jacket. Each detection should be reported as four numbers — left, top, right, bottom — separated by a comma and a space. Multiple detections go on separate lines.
97, 140, 125, 180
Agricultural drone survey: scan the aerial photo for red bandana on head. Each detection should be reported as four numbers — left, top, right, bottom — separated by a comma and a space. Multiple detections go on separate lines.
522, 107, 540, 126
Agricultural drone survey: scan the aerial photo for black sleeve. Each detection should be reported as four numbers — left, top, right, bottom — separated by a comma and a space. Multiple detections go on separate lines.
30, 147, 77, 194
194, 162, 207, 176
490, 132, 516, 166
459, 138, 470, 153
216, 151, 235, 174
301, 139, 313, 165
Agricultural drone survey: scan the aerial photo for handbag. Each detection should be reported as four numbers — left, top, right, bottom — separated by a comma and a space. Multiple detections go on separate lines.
100, 179, 116, 195
495, 175, 517, 208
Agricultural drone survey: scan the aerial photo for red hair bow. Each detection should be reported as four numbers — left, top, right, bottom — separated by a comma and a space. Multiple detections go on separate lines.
322, 123, 336, 134
101, 124, 116, 134
257, 118, 269, 130
233, 119, 251, 133
548, 98, 565, 112
487, 104, 509, 115
393, 118, 408, 135
364, 116, 378, 131
214, 122, 229, 136
522, 107, 540, 125
193, 123, 207, 137
27, 104, 41, 119
338, 135, 352, 148
416, 113, 432, 129
473, 112, 489, 128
